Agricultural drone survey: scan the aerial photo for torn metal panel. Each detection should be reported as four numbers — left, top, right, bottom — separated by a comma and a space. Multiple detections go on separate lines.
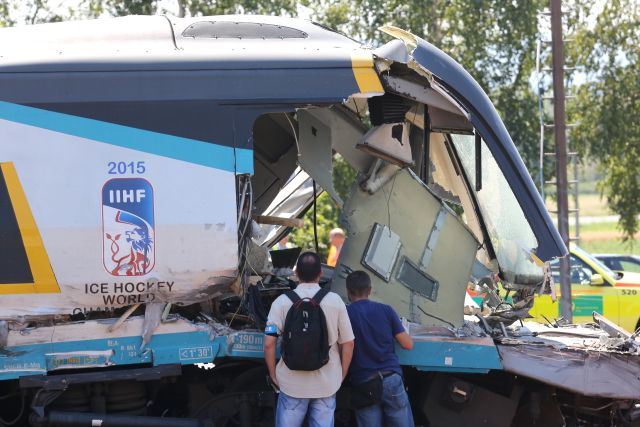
382, 74, 469, 119
302, 107, 372, 173
251, 113, 299, 214
0, 321, 7, 350
377, 26, 566, 264
297, 109, 343, 206
405, 103, 473, 135
498, 344, 640, 400
497, 322, 640, 400
357, 123, 414, 167
429, 107, 474, 134
374, 39, 409, 64
141, 302, 165, 350
333, 169, 478, 327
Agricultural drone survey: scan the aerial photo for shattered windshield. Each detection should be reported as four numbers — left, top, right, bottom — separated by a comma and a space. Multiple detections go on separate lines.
450, 134, 543, 285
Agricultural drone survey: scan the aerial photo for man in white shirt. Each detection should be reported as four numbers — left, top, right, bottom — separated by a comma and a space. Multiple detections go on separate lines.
264, 251, 355, 427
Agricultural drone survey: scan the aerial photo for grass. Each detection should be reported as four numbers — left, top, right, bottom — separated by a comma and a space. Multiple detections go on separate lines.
566, 220, 639, 255
570, 221, 621, 234
580, 239, 637, 255
545, 193, 613, 217
542, 167, 638, 255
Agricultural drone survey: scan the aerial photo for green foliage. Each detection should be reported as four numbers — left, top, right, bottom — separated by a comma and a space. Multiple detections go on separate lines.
177, 0, 297, 17
288, 156, 357, 259
288, 192, 338, 259
107, 0, 157, 16
0, 1, 12, 27
567, 0, 640, 239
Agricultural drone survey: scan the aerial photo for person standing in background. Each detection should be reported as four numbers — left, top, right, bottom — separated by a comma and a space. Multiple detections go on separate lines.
272, 235, 293, 251
326, 228, 345, 267
346, 270, 414, 427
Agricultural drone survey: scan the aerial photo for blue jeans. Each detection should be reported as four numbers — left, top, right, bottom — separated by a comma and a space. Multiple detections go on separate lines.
275, 391, 336, 427
354, 374, 414, 427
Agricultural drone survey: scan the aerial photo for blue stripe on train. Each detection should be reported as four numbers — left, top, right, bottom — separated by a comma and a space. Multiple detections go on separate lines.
0, 101, 253, 174
0, 330, 501, 381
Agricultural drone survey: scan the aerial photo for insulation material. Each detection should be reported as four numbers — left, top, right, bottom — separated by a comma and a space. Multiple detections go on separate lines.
0, 111, 238, 318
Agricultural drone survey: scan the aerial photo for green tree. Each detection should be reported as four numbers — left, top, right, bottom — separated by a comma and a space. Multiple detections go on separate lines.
0, 1, 13, 27
289, 156, 357, 259
567, 0, 639, 239
107, 0, 157, 16
176, 0, 297, 17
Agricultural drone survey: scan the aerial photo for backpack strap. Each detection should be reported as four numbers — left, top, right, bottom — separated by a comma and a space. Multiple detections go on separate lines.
285, 290, 301, 304
312, 288, 330, 305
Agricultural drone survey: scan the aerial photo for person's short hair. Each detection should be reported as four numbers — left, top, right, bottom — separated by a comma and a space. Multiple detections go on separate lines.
346, 270, 371, 297
296, 251, 322, 282
329, 228, 345, 238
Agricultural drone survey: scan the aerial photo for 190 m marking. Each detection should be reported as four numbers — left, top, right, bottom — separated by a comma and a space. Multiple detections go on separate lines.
108, 161, 146, 175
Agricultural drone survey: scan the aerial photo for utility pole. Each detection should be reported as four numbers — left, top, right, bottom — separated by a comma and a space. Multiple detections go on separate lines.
550, 0, 572, 322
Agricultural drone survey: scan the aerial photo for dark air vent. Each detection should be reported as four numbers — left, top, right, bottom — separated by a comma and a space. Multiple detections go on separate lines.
396, 257, 439, 301
368, 93, 411, 126
182, 21, 308, 39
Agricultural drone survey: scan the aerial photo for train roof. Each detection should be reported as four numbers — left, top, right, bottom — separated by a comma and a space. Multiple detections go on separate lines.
0, 15, 368, 73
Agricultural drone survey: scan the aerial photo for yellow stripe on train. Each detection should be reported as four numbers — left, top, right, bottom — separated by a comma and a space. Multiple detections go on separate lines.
0, 162, 59, 294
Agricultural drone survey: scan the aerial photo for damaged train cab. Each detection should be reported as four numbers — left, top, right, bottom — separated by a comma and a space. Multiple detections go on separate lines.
1, 14, 639, 427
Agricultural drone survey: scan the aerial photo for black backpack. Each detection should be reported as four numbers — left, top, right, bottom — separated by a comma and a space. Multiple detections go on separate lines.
281, 288, 330, 371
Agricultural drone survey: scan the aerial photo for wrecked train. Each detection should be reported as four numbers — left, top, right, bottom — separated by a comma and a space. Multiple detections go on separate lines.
0, 14, 639, 427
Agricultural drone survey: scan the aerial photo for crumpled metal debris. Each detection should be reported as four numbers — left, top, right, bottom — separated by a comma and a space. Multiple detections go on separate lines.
0, 321, 7, 350
141, 302, 165, 350
408, 318, 487, 339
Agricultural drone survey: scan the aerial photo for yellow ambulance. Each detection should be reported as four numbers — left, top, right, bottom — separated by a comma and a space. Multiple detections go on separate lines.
530, 245, 640, 332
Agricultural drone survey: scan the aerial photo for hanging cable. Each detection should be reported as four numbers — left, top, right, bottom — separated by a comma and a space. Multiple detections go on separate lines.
312, 180, 319, 253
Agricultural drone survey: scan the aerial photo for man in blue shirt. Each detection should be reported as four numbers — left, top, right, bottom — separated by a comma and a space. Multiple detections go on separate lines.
346, 270, 414, 427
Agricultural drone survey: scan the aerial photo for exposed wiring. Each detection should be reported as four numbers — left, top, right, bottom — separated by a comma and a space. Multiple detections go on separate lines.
236, 176, 254, 289
540, 314, 557, 328
0, 392, 25, 425
312, 180, 319, 253
417, 305, 455, 329
386, 173, 397, 233
237, 177, 249, 226
284, 113, 301, 157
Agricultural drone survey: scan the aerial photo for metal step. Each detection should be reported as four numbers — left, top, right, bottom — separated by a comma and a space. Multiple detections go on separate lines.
544, 151, 578, 156
541, 66, 579, 72
547, 208, 580, 213
543, 123, 579, 128
545, 180, 579, 185
542, 95, 577, 100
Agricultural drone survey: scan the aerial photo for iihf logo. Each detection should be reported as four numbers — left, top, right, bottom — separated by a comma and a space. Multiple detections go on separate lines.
102, 179, 155, 276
